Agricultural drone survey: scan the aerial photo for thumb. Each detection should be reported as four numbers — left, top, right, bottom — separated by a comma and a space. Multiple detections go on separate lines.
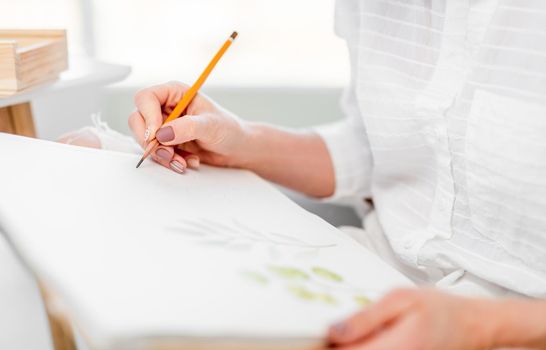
328, 289, 416, 346
155, 114, 212, 146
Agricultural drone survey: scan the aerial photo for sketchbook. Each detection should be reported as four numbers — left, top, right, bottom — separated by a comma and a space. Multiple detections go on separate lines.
0, 133, 412, 350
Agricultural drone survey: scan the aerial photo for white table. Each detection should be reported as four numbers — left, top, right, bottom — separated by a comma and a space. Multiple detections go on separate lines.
0, 56, 130, 350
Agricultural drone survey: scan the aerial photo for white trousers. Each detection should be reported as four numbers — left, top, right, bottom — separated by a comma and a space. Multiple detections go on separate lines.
340, 211, 521, 298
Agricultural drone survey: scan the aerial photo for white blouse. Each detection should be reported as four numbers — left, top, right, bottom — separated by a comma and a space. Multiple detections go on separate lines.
317, 0, 546, 297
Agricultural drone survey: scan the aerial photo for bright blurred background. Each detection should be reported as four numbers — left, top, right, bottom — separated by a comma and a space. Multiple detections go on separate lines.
0, 0, 349, 134
0, 1, 358, 349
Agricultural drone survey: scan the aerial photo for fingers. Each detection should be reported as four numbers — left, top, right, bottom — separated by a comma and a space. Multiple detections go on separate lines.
155, 114, 210, 146
175, 146, 200, 169
185, 155, 200, 169
328, 289, 416, 346
169, 152, 187, 174
134, 82, 190, 141
152, 146, 186, 174
338, 325, 406, 350
152, 146, 174, 169
128, 110, 147, 147
151, 145, 201, 173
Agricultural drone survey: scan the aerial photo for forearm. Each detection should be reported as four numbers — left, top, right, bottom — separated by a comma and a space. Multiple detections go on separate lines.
475, 298, 546, 349
234, 123, 335, 198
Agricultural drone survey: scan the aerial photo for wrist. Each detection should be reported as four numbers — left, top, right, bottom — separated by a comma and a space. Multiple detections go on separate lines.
228, 122, 263, 169
488, 299, 546, 349
463, 298, 499, 350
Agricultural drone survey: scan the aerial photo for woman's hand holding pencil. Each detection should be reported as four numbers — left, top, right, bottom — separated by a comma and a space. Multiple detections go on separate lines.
128, 82, 250, 173
128, 32, 335, 197
133, 31, 238, 170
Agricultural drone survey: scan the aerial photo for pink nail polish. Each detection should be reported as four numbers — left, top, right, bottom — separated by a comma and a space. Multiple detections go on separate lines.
156, 126, 175, 143
170, 160, 185, 174
155, 148, 171, 160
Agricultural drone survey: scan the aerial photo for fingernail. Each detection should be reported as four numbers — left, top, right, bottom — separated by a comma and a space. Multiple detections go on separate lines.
156, 126, 174, 143
170, 160, 185, 174
187, 157, 200, 169
155, 148, 171, 161
144, 127, 151, 142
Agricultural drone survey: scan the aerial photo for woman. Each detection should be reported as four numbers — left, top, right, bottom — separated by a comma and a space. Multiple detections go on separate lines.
64, 0, 546, 348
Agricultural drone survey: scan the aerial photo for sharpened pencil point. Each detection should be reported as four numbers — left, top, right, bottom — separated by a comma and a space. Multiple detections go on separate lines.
136, 157, 145, 168
231, 31, 238, 40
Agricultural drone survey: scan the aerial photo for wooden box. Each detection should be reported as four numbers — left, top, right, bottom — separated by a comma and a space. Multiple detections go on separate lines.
0, 29, 68, 97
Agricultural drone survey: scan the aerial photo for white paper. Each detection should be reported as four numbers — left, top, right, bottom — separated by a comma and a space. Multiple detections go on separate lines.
0, 133, 413, 350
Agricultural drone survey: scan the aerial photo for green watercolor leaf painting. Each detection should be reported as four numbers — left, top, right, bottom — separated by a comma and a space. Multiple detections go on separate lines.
268, 266, 309, 281
311, 267, 343, 282
242, 264, 373, 309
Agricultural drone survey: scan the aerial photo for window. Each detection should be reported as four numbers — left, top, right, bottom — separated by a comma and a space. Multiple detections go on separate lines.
91, 0, 349, 87
0, 0, 349, 87
0, 0, 89, 55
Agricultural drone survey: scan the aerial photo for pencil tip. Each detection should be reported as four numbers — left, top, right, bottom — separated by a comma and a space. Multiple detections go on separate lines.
136, 157, 144, 168
231, 31, 238, 40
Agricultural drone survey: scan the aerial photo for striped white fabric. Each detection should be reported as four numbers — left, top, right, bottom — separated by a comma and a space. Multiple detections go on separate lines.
317, 0, 546, 297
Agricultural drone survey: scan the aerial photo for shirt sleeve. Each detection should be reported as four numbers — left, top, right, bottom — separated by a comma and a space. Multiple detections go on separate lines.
314, 0, 373, 205
91, 114, 142, 154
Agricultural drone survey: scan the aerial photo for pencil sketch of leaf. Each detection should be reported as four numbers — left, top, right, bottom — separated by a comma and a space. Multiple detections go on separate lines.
232, 220, 301, 243
164, 225, 206, 237
192, 218, 264, 243
261, 229, 309, 245
182, 219, 240, 238
226, 242, 254, 251
232, 220, 338, 249
200, 239, 231, 247
199, 218, 244, 236
166, 217, 337, 251
232, 219, 329, 248
166, 220, 238, 248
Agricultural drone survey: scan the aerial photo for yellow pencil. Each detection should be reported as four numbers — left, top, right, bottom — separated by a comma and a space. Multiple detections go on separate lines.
136, 31, 238, 168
